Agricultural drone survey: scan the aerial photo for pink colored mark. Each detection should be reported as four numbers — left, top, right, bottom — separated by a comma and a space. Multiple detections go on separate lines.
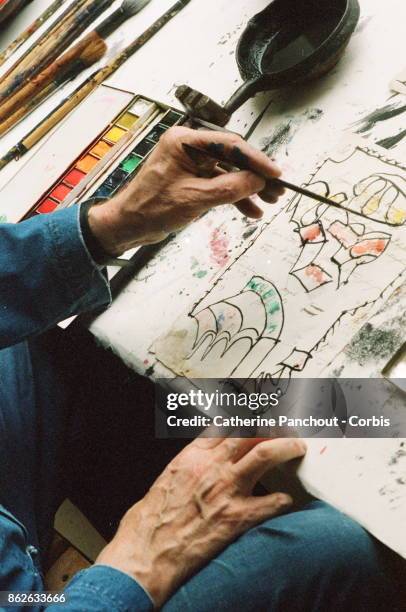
329, 221, 358, 247
351, 238, 388, 257
320, 445, 328, 455
301, 223, 322, 243
305, 264, 329, 284
210, 228, 229, 266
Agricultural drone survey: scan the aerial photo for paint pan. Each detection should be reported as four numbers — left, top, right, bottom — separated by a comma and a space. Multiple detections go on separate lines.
161, 110, 183, 126
64, 168, 86, 187
104, 126, 127, 144
120, 154, 143, 173
90, 140, 112, 159
76, 154, 99, 173
132, 139, 156, 157
37, 198, 59, 214
145, 123, 168, 143
116, 112, 139, 130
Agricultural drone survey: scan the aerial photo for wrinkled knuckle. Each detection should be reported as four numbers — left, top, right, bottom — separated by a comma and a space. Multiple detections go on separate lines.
275, 493, 289, 507
251, 175, 266, 192
218, 181, 238, 201
255, 444, 273, 462
229, 133, 244, 147
291, 439, 306, 454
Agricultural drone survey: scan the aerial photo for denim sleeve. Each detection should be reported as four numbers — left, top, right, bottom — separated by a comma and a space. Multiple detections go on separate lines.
0, 205, 111, 348
46, 566, 154, 612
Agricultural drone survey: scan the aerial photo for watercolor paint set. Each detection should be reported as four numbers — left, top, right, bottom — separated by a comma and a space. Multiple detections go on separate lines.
27, 98, 183, 217
0, 85, 183, 224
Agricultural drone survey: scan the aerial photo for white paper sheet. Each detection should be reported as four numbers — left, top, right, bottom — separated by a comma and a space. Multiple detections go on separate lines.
153, 139, 406, 381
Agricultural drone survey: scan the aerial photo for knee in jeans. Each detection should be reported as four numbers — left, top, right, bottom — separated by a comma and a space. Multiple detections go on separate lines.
269, 501, 382, 582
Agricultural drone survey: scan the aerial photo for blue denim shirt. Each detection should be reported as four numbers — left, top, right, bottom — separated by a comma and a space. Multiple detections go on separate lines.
0, 206, 153, 611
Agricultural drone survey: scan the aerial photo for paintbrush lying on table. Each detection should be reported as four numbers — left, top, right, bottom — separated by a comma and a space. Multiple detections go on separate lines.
0, 0, 153, 126
0, 0, 68, 68
0, 0, 192, 171
182, 142, 398, 225
0, 0, 112, 104
0, 0, 89, 81
0, 40, 107, 136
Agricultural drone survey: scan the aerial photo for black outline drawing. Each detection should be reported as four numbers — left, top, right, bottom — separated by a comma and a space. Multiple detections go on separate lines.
287, 148, 406, 291
155, 145, 406, 381
187, 275, 284, 377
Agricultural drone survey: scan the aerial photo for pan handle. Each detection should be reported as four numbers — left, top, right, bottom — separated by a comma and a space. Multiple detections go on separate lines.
223, 78, 263, 115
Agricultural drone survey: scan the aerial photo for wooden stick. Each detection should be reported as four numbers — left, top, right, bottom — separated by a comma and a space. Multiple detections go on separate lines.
0, 0, 151, 121
0, 0, 192, 171
0, 0, 89, 83
0, 32, 105, 121
0, 0, 111, 102
0, 38, 107, 136
0, 0, 68, 68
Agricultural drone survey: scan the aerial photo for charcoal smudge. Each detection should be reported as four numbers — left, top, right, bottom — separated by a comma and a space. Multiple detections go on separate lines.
377, 128, 406, 149
355, 103, 406, 134
345, 323, 402, 366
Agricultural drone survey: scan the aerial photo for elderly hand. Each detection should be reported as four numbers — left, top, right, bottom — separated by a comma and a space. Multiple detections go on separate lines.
95, 437, 306, 607
88, 126, 284, 256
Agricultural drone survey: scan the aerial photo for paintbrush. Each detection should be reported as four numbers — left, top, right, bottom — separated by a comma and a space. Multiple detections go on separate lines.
0, 0, 34, 25
0, 0, 89, 82
0, 39, 107, 136
0, 0, 152, 122
0, 0, 112, 103
0, 0, 192, 171
182, 142, 377, 222
0, 0, 68, 68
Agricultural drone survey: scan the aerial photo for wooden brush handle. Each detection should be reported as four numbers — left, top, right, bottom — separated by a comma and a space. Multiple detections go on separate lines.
0, 0, 67, 68
0, 36, 106, 137
23, 66, 112, 151
0, 0, 102, 102
0, 84, 54, 137
0, 32, 102, 122
0, 0, 90, 85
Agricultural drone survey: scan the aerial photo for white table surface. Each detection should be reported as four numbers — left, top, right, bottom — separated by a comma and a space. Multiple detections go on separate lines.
1, 0, 405, 558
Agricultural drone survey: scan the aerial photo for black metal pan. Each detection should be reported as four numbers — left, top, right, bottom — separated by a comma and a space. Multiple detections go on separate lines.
226, 0, 360, 114
177, 0, 360, 126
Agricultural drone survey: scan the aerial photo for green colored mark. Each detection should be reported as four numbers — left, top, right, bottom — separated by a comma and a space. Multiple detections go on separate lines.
121, 155, 143, 174
191, 257, 199, 270
247, 276, 282, 334
193, 270, 208, 279
0, 214, 7, 223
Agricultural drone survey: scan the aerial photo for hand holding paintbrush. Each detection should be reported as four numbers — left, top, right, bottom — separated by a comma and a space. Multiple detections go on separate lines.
182, 141, 369, 219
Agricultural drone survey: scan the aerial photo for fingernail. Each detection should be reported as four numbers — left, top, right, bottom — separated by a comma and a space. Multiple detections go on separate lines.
299, 440, 307, 453
278, 493, 293, 507
293, 439, 307, 454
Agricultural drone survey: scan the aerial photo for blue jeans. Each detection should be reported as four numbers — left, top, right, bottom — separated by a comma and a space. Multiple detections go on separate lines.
0, 332, 398, 611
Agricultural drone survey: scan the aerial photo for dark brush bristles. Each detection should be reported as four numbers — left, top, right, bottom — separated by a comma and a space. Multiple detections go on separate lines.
121, 0, 152, 15
96, 0, 151, 37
